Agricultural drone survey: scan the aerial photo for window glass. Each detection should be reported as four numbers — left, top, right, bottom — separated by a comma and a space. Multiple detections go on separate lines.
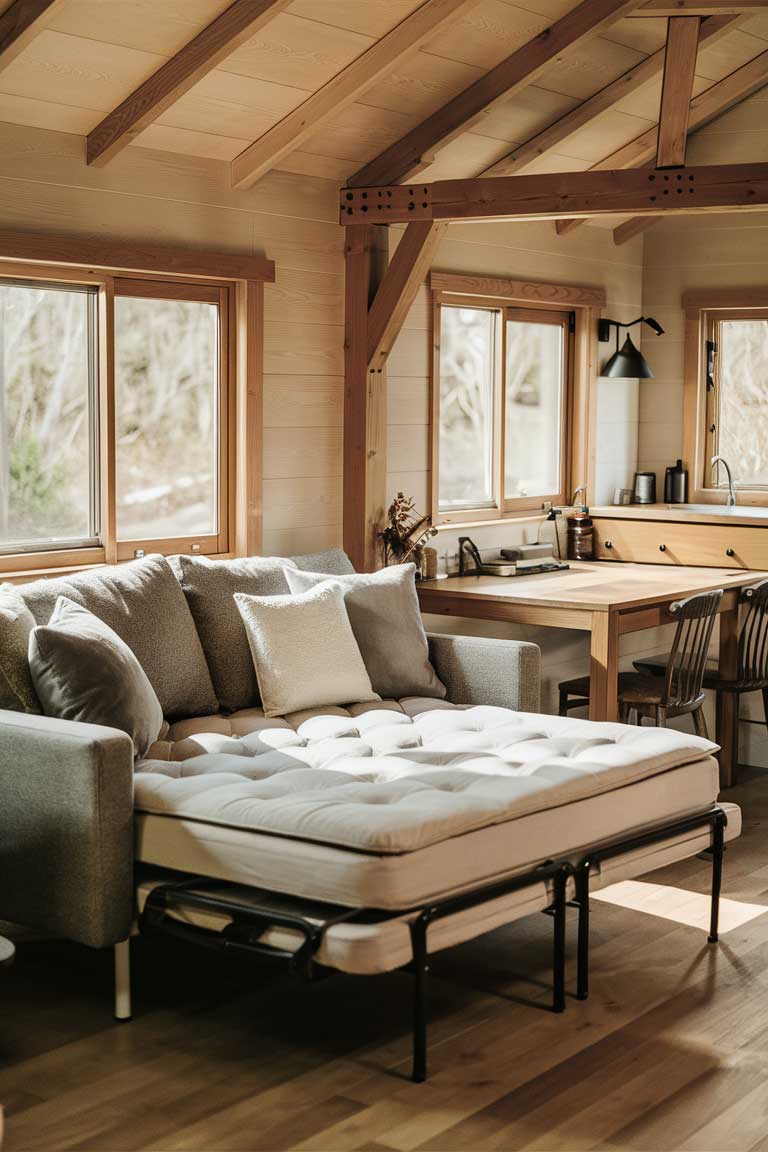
0, 281, 97, 552
114, 294, 220, 541
439, 306, 496, 510
716, 319, 768, 486
504, 317, 565, 500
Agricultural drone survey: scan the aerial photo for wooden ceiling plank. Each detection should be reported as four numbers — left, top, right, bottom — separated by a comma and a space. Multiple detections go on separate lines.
633, 1, 768, 13
340, 161, 768, 223
480, 13, 735, 178
656, 17, 701, 166
367, 221, 447, 371
0, 0, 61, 71
230, 0, 480, 190
87, 0, 291, 168
347, 0, 643, 189
557, 42, 768, 235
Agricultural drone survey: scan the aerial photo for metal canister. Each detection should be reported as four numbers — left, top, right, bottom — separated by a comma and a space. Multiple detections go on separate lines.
567, 512, 594, 561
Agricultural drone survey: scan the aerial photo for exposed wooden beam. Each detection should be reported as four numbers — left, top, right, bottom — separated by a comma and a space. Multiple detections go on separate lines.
557, 44, 768, 236
0, 0, 61, 71
657, 18, 700, 166
480, 14, 734, 178
87, 0, 290, 167
633, 0, 768, 12
347, 0, 641, 189
613, 216, 659, 244
367, 222, 446, 372
231, 0, 480, 190
0, 228, 275, 281
341, 162, 768, 224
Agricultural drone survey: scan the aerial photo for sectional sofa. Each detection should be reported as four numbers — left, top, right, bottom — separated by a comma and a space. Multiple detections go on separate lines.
0, 549, 738, 1081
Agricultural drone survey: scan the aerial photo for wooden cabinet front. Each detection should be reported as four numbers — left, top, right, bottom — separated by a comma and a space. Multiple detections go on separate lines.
592, 517, 768, 570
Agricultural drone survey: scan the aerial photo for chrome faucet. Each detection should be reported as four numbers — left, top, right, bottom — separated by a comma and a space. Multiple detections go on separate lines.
571, 485, 586, 507
711, 455, 736, 506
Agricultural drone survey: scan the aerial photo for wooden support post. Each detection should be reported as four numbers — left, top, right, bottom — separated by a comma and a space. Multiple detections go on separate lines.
657, 17, 700, 167
235, 279, 264, 557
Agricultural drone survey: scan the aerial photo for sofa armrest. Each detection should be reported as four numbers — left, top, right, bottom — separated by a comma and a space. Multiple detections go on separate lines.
427, 633, 541, 712
0, 710, 134, 948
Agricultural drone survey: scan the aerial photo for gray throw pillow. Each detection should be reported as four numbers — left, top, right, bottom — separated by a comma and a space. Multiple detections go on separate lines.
285, 563, 446, 700
171, 555, 297, 712
16, 555, 217, 720
0, 584, 40, 713
29, 597, 164, 758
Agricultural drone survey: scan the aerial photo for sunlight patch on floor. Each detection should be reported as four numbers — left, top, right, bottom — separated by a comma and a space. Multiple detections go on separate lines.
591, 881, 768, 933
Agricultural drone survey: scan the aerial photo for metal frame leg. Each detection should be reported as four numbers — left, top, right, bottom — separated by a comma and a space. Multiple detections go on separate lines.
410, 914, 430, 1083
114, 938, 132, 1022
552, 867, 568, 1013
575, 863, 590, 1001
709, 810, 726, 944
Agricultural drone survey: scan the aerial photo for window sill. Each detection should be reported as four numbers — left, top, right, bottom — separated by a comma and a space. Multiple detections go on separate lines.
0, 551, 235, 584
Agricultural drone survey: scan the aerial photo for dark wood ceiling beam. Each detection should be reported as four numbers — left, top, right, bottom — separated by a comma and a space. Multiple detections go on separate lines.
0, 0, 62, 71
657, 17, 701, 166
347, 0, 642, 189
480, 13, 735, 178
633, 0, 768, 13
87, 0, 290, 167
341, 162, 768, 224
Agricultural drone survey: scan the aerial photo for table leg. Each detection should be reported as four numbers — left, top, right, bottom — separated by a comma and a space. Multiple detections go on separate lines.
717, 600, 740, 790
589, 611, 619, 722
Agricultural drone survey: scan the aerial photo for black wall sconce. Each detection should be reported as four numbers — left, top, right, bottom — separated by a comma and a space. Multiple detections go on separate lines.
598, 316, 664, 378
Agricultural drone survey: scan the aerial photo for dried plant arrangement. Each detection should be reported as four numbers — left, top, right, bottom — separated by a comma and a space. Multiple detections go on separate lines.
379, 492, 437, 571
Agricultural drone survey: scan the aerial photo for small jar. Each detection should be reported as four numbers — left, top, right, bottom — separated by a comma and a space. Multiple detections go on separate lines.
421, 546, 438, 580
567, 512, 594, 561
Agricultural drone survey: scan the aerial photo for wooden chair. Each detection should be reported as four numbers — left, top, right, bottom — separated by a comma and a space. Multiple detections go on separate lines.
634, 578, 768, 747
558, 589, 723, 734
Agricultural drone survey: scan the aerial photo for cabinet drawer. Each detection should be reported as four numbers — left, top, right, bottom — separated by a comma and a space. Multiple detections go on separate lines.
592, 518, 768, 569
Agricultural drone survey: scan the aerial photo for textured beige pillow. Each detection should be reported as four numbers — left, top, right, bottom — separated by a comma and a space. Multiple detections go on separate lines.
286, 563, 446, 700
0, 584, 40, 712
234, 583, 380, 718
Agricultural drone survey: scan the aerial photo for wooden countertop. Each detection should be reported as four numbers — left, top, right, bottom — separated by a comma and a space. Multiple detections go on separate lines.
590, 503, 768, 527
418, 561, 767, 613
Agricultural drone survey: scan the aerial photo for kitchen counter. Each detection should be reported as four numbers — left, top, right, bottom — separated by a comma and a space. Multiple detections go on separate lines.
591, 503, 768, 527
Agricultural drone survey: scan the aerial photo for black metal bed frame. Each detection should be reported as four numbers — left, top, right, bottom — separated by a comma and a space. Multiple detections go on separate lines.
140, 804, 728, 1083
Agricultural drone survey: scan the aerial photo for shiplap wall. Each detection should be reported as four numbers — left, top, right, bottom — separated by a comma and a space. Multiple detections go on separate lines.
640, 85, 768, 761
0, 121, 345, 559
388, 217, 649, 713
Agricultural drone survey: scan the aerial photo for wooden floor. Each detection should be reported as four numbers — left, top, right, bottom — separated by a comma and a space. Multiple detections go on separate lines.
4, 772, 768, 1152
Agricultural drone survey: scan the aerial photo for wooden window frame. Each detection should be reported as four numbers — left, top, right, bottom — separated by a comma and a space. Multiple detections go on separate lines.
0, 233, 271, 578
430, 273, 604, 527
683, 288, 768, 506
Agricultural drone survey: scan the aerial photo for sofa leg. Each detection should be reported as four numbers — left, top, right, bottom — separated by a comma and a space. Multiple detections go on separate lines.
409, 914, 430, 1083
709, 811, 726, 944
114, 938, 132, 1022
552, 867, 568, 1013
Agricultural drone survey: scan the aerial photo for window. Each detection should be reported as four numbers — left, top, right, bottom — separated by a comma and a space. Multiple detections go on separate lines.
0, 267, 236, 571
705, 311, 768, 489
435, 294, 573, 520
684, 293, 768, 505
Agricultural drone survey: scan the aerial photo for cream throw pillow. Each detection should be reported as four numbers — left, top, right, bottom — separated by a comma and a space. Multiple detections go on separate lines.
234, 583, 380, 718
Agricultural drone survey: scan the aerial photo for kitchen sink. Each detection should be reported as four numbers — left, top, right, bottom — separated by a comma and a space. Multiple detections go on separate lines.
665, 504, 768, 518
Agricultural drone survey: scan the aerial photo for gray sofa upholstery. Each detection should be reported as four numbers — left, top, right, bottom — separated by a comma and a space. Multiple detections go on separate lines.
0, 549, 540, 950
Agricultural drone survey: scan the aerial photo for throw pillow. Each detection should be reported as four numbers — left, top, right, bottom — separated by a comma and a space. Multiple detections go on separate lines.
0, 584, 40, 712
171, 554, 297, 712
29, 597, 164, 758
285, 563, 446, 700
16, 555, 217, 720
233, 583, 380, 718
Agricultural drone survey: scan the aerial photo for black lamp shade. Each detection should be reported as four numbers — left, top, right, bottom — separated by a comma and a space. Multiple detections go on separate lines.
601, 334, 654, 379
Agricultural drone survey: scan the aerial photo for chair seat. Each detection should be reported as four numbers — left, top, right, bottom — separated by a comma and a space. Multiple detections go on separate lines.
559, 672, 670, 706
633, 653, 720, 688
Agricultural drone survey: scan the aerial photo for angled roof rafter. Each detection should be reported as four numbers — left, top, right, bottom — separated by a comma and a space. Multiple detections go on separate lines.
87, 0, 291, 168
0, 0, 62, 72
656, 16, 701, 166
347, 0, 643, 189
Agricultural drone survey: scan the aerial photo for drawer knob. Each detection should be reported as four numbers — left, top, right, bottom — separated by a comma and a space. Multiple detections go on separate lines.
726, 547, 735, 557
605, 540, 613, 549
659, 544, 666, 552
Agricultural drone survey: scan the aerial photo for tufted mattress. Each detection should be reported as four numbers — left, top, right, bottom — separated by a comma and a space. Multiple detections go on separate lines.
134, 700, 726, 910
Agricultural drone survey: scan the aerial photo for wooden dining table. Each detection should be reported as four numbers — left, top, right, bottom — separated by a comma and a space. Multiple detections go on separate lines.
418, 561, 768, 788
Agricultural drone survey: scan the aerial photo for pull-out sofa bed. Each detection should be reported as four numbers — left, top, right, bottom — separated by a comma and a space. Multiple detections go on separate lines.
0, 550, 738, 1081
